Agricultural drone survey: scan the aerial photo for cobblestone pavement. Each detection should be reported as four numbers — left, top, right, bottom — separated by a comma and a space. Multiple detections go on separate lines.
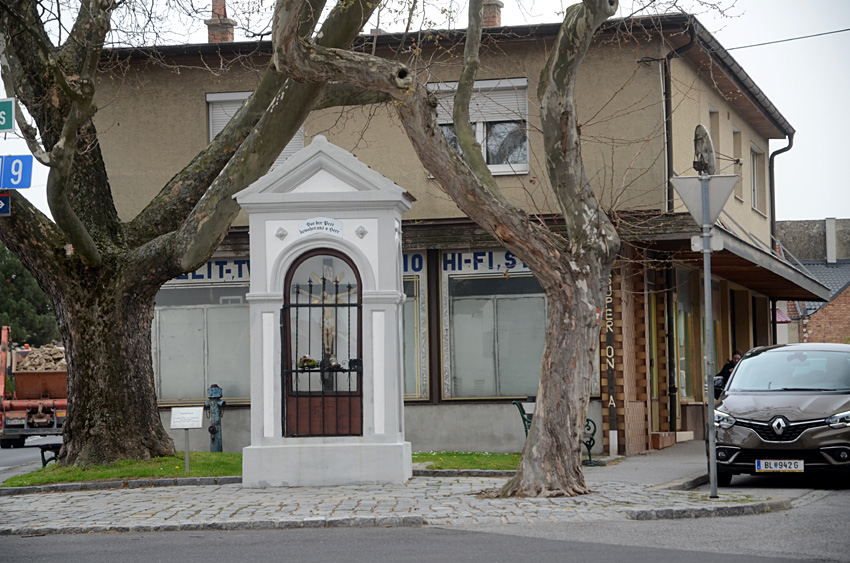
0, 474, 789, 536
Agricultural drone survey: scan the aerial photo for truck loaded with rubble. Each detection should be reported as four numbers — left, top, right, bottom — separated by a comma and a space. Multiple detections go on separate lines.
0, 326, 67, 448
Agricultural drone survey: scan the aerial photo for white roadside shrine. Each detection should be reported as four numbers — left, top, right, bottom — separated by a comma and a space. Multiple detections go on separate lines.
235, 136, 413, 487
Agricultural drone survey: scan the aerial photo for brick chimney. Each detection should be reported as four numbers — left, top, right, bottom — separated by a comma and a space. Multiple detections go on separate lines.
205, 0, 236, 43
482, 0, 504, 27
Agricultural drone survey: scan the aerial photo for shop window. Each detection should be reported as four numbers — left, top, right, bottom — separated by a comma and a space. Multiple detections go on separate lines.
402, 251, 429, 400
430, 78, 529, 175
442, 261, 545, 399
207, 92, 304, 169
153, 284, 250, 402
675, 268, 694, 399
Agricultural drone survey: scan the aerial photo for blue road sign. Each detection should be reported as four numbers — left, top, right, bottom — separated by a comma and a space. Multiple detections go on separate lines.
0, 155, 33, 189
0, 194, 9, 216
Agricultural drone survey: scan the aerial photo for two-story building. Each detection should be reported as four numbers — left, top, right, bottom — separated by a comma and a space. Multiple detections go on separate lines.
92, 3, 828, 455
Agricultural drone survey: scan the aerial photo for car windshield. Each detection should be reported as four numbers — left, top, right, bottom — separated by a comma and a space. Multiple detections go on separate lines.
728, 349, 850, 392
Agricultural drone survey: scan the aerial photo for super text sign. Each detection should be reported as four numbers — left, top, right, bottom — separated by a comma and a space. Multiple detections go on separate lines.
0, 155, 33, 189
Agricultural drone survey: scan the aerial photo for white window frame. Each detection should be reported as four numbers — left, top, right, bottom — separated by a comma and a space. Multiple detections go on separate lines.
429, 78, 529, 175
750, 144, 765, 214
206, 92, 304, 170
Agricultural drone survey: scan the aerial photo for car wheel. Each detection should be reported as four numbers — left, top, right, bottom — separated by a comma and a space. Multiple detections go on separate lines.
717, 472, 733, 487
0, 440, 12, 449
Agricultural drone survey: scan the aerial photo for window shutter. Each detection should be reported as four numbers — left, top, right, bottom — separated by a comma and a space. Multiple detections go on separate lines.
207, 92, 304, 167
432, 79, 527, 124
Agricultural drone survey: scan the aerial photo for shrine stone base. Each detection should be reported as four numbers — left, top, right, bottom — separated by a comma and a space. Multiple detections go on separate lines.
242, 441, 412, 487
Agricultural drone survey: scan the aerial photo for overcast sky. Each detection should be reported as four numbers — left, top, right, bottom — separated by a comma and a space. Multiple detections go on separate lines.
3, 0, 848, 222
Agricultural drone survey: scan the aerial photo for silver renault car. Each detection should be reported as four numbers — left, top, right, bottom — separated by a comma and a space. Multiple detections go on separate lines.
714, 343, 850, 486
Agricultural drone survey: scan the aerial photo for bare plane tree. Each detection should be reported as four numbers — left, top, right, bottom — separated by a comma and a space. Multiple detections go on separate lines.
0, 0, 384, 465
272, 0, 620, 497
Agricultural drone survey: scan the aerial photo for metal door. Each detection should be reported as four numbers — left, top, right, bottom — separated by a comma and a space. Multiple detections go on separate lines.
282, 250, 362, 436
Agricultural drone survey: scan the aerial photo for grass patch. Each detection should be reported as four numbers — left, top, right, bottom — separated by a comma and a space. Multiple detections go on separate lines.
412, 451, 520, 471
3, 451, 242, 488
4, 450, 520, 487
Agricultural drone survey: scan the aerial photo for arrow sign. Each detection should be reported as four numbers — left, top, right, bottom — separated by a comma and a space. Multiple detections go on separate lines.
0, 194, 10, 217
0, 155, 33, 189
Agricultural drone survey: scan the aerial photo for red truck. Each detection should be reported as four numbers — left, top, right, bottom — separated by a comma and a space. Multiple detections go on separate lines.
0, 326, 67, 448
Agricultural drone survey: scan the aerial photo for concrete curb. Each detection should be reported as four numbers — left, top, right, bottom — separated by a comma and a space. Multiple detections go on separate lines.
649, 471, 709, 491
411, 456, 622, 477
0, 514, 426, 536
624, 497, 792, 520
0, 475, 243, 496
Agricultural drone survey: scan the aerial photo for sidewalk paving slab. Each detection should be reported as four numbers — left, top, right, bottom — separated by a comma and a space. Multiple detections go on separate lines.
0, 441, 797, 536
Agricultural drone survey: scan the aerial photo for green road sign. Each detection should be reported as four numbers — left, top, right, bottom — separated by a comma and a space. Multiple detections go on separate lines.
0, 98, 14, 133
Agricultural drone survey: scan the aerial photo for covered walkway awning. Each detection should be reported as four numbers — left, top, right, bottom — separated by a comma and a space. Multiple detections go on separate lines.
619, 213, 830, 302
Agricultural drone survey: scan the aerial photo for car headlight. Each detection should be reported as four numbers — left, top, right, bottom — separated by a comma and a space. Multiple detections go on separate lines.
714, 409, 736, 429
826, 411, 850, 429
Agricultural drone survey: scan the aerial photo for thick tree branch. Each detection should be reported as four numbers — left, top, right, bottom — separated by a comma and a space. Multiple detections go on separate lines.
313, 83, 392, 110
539, 0, 619, 259
165, 0, 380, 273
42, 0, 116, 267
127, 0, 328, 245
0, 191, 67, 298
452, 0, 499, 196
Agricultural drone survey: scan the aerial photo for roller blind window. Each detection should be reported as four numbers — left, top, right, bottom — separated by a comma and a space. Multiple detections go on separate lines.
431, 78, 529, 175
207, 92, 304, 170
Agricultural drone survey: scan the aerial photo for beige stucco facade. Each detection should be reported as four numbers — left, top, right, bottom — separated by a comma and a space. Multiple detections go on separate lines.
95, 17, 826, 456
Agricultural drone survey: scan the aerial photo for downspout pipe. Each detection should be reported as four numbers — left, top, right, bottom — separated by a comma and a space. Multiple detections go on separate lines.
662, 25, 695, 433
663, 23, 697, 211
769, 133, 794, 246
768, 133, 793, 345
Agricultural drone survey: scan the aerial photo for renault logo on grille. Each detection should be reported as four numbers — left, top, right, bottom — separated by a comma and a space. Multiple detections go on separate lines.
770, 416, 789, 436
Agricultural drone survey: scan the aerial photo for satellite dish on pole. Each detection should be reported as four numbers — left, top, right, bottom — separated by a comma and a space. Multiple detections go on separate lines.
693, 124, 716, 175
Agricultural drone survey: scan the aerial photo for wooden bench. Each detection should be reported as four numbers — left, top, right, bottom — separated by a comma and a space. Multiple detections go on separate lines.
512, 400, 598, 464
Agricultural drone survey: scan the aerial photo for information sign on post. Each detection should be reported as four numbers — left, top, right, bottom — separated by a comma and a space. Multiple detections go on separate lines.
0, 155, 33, 189
170, 407, 204, 474
0, 99, 14, 133
0, 194, 9, 217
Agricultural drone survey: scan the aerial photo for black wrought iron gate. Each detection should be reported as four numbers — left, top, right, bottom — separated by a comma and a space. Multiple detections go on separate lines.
282, 251, 363, 436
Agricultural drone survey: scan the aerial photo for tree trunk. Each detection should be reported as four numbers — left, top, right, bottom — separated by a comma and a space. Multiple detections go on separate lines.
499, 269, 602, 497
56, 270, 174, 465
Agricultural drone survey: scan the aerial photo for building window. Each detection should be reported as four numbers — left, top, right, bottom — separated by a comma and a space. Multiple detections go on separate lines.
440, 249, 545, 399
207, 92, 304, 169
750, 146, 766, 213
403, 251, 429, 400
709, 107, 720, 154
732, 129, 742, 200
430, 78, 529, 175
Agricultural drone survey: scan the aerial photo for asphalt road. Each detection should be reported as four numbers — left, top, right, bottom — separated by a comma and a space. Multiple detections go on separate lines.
0, 436, 61, 468
0, 526, 820, 563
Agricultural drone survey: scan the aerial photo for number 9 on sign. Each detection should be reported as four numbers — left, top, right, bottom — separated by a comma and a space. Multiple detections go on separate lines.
1, 155, 33, 189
